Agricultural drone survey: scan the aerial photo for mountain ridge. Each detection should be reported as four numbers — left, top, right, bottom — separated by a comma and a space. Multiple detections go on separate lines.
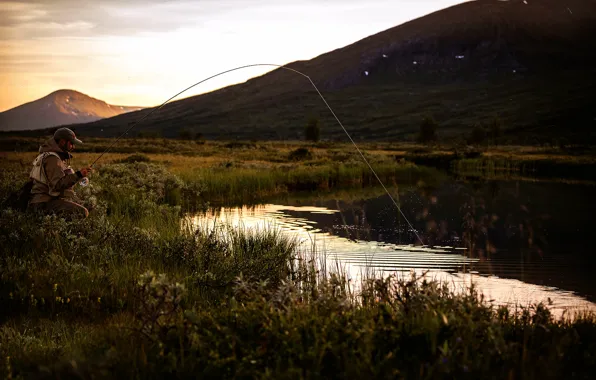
0, 89, 145, 132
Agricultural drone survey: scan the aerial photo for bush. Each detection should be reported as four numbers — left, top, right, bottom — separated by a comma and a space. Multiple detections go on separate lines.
468, 125, 487, 145
179, 129, 193, 140
305, 118, 321, 142
224, 142, 257, 149
489, 117, 503, 144
116, 154, 151, 164
418, 116, 438, 143
288, 147, 313, 161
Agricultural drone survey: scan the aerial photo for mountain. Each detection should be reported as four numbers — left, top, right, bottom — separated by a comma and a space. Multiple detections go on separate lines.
63, 0, 596, 143
0, 90, 145, 132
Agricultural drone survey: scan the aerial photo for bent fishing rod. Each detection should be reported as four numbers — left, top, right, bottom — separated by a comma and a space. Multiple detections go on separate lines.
89, 63, 425, 245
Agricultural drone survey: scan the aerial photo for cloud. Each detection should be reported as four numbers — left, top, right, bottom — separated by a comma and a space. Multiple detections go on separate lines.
0, 0, 464, 40
17, 21, 95, 31
0, 0, 267, 39
11, 8, 47, 21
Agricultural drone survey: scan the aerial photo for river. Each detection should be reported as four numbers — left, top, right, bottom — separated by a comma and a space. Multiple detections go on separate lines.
191, 175, 596, 317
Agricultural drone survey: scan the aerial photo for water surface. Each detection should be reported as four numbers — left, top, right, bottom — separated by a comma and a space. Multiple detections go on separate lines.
192, 176, 596, 316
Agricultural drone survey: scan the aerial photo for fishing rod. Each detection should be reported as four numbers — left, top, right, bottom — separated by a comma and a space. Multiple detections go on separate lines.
89, 63, 425, 245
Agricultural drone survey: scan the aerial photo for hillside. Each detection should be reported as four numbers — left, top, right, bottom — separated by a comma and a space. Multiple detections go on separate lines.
0, 90, 144, 132
63, 0, 596, 143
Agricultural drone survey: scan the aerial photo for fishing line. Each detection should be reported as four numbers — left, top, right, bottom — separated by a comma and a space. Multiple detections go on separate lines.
90, 63, 425, 245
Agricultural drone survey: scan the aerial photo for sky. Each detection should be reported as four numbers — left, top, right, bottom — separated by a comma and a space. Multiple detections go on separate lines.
0, 0, 466, 112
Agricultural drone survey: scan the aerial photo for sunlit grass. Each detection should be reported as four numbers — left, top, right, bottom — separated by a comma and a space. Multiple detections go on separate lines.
2, 145, 444, 205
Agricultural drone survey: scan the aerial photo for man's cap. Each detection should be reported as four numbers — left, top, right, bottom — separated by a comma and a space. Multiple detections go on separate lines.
54, 128, 83, 145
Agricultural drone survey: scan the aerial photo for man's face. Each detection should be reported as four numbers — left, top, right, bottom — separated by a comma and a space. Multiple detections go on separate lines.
59, 139, 75, 152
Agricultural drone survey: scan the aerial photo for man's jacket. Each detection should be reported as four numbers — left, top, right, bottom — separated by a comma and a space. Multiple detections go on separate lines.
29, 137, 83, 204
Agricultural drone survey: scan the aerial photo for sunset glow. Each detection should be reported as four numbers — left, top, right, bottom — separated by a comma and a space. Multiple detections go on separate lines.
0, 0, 466, 111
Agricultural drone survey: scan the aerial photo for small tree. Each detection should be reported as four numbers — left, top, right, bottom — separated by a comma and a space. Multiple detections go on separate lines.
305, 118, 320, 142
179, 129, 192, 140
140, 130, 163, 139
468, 124, 487, 145
418, 116, 438, 143
488, 117, 503, 145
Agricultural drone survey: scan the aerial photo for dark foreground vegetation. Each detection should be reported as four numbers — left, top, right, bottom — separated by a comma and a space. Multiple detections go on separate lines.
1, 144, 596, 379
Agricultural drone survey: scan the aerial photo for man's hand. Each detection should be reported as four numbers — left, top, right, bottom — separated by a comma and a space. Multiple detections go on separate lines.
79, 167, 94, 177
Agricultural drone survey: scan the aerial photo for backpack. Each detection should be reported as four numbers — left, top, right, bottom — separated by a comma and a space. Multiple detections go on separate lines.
2, 152, 60, 212
2, 180, 34, 212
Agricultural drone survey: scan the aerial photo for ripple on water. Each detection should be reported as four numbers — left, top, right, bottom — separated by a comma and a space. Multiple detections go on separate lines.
191, 203, 596, 318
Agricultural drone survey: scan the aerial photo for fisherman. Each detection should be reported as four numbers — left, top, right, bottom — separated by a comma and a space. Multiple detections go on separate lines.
27, 127, 93, 219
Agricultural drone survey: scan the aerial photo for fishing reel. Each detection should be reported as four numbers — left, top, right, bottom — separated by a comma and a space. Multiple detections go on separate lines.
64, 167, 90, 187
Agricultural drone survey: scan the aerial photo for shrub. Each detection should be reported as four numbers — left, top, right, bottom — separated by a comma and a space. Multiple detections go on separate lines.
179, 129, 193, 140
288, 147, 313, 161
468, 125, 487, 145
116, 154, 151, 164
489, 117, 503, 145
418, 116, 438, 143
305, 118, 321, 142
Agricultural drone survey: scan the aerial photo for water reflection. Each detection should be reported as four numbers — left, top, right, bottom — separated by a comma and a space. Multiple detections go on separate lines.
191, 191, 596, 317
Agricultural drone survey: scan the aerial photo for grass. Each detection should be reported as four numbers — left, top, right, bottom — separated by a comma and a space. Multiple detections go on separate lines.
2, 261, 596, 378
2, 137, 594, 198
1, 140, 451, 205
2, 136, 595, 159
179, 161, 442, 204
452, 156, 596, 182
1, 142, 596, 378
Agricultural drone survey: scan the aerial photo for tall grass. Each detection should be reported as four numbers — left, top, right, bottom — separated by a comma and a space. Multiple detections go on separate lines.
180, 161, 440, 204
453, 156, 596, 182
0, 211, 299, 319
0, 158, 299, 322
2, 266, 595, 379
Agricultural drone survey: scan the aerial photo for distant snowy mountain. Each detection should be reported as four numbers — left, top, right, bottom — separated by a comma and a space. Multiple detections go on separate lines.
0, 89, 145, 131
